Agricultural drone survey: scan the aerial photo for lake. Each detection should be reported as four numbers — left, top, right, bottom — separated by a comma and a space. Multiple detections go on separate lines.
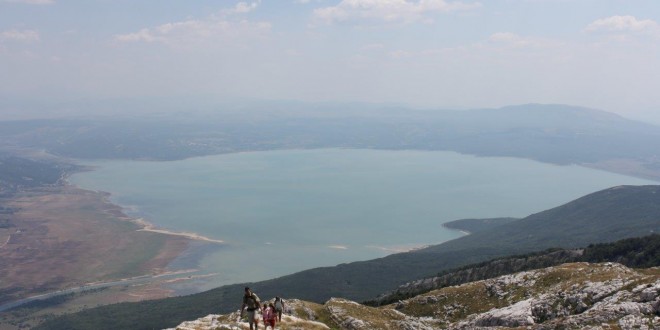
69, 149, 656, 292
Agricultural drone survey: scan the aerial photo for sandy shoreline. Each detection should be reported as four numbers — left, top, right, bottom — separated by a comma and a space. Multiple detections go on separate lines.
133, 218, 224, 244
0, 184, 198, 309
85, 182, 225, 245
63, 169, 226, 279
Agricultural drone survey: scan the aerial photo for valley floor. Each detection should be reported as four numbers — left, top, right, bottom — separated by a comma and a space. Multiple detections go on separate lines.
0, 185, 194, 329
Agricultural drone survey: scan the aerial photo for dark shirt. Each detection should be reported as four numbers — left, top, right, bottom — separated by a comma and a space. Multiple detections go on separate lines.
243, 293, 260, 311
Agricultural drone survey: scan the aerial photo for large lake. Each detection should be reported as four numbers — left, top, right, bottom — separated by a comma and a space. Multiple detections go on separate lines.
69, 149, 655, 291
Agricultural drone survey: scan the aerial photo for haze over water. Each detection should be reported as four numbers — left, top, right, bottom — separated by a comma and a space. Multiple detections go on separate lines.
70, 149, 656, 291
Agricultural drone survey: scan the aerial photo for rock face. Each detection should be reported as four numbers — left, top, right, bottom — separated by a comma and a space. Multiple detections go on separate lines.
165, 299, 330, 330
443, 263, 660, 330
168, 263, 660, 330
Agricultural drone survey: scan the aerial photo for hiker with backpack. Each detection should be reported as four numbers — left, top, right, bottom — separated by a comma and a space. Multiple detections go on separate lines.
274, 296, 285, 322
241, 287, 261, 330
262, 302, 277, 329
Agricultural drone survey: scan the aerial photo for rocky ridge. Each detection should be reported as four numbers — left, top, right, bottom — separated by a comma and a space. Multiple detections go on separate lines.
368, 248, 585, 306
168, 262, 660, 329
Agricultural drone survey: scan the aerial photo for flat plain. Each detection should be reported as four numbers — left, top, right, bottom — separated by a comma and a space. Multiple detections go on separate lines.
0, 185, 189, 307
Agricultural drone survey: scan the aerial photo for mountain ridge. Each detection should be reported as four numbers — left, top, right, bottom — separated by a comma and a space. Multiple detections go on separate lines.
369, 234, 660, 307
166, 261, 660, 330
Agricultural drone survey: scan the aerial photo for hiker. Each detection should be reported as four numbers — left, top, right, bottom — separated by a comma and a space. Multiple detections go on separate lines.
241, 287, 261, 330
262, 303, 277, 329
274, 296, 285, 322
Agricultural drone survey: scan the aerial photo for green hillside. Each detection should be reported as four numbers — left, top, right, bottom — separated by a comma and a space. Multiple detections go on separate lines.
36, 185, 660, 330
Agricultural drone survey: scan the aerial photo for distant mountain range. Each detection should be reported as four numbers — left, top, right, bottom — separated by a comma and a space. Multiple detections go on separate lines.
1, 104, 660, 179
36, 185, 660, 329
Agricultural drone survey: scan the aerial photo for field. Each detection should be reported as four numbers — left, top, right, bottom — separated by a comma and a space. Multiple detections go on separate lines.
0, 185, 190, 329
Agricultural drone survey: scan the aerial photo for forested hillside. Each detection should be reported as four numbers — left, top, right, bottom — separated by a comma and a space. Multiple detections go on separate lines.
368, 234, 660, 306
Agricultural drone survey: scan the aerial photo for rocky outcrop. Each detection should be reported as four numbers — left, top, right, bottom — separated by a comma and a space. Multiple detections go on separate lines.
369, 248, 584, 306
324, 297, 441, 330
449, 263, 660, 330
165, 299, 330, 330
166, 311, 330, 330
168, 262, 660, 330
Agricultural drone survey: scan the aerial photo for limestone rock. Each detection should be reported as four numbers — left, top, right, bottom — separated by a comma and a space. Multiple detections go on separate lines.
166, 263, 660, 330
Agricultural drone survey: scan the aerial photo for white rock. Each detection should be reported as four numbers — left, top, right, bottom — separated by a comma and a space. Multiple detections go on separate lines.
465, 299, 535, 328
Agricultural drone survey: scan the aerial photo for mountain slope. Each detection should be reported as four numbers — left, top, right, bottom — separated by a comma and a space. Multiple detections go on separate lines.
369, 234, 660, 306
423, 185, 660, 254
168, 262, 660, 330
36, 185, 660, 329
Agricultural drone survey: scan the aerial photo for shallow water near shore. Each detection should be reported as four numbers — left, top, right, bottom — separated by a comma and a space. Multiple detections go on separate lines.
69, 149, 656, 292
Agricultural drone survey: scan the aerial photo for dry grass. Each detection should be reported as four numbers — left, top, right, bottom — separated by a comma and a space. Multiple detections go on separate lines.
396, 280, 503, 322
390, 262, 660, 327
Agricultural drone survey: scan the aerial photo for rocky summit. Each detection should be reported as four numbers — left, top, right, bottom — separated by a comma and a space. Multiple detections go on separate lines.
168, 262, 660, 330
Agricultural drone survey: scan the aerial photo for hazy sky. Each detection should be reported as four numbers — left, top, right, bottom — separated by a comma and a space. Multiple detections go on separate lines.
1, 0, 659, 120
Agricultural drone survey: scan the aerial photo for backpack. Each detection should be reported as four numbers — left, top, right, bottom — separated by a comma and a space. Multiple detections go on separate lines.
245, 294, 259, 310
275, 298, 283, 310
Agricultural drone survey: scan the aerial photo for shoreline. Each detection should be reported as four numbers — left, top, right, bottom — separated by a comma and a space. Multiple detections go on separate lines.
581, 160, 660, 183
72, 169, 226, 246
441, 223, 472, 235
0, 268, 203, 313
65, 147, 660, 184
0, 182, 199, 310
74, 183, 228, 294
133, 218, 224, 244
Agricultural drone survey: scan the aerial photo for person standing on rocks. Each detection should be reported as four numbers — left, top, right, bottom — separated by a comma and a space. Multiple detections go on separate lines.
241, 287, 262, 330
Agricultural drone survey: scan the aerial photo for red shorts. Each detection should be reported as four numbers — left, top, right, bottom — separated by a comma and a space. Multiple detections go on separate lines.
263, 319, 276, 328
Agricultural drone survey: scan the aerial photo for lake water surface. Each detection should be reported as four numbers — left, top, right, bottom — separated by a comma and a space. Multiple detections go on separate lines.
69, 149, 656, 291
